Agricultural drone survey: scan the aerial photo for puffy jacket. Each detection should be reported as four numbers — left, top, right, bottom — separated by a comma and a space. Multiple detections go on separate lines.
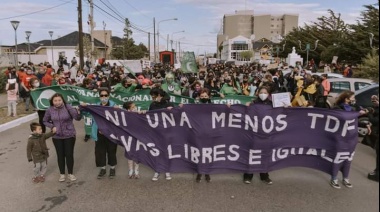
43, 104, 81, 139
26, 132, 54, 163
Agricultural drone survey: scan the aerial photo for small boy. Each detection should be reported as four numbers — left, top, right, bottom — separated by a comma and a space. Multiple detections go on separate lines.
26, 122, 54, 183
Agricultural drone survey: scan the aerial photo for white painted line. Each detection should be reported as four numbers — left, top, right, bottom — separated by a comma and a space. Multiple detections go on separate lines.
0, 113, 38, 133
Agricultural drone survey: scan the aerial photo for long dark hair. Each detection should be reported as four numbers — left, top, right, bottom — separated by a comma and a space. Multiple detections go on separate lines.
49, 93, 67, 106
335, 90, 354, 106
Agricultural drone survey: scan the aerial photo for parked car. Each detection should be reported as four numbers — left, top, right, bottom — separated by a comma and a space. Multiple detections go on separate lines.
325, 78, 375, 108
355, 84, 379, 137
313, 72, 344, 78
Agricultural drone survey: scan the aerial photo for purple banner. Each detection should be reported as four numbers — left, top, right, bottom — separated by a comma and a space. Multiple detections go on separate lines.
81, 104, 359, 175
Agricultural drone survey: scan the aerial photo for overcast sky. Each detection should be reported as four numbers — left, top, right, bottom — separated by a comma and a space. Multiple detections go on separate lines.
0, 0, 376, 55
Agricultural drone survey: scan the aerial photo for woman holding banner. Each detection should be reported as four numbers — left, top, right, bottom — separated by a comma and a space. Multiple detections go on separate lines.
195, 88, 212, 183
330, 91, 366, 189
43, 93, 81, 182
149, 88, 174, 181
243, 86, 273, 185
85, 88, 119, 179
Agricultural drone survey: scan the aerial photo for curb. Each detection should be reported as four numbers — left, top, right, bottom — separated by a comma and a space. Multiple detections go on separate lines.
0, 112, 38, 133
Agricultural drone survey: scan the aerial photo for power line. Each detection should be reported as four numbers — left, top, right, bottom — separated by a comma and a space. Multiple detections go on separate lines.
121, 0, 152, 20
0, 0, 75, 21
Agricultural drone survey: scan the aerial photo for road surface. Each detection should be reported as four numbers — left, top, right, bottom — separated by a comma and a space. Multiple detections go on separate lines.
0, 120, 378, 212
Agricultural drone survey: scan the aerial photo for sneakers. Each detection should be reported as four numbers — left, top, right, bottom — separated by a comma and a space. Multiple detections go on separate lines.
68, 174, 77, 181
97, 169, 106, 179
368, 172, 379, 182
342, 179, 353, 188
109, 168, 116, 179
165, 173, 172, 180
262, 178, 273, 185
196, 174, 202, 183
59, 174, 66, 182
152, 173, 160, 181
205, 174, 211, 183
128, 170, 134, 179
39, 175, 45, 182
330, 180, 341, 189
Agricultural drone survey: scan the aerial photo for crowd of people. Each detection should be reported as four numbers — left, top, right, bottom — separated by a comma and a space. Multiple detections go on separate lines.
3, 59, 378, 188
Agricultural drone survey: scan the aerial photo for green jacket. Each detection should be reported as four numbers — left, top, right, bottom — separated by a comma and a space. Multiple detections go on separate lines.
26, 132, 54, 163
220, 83, 241, 96
113, 83, 137, 93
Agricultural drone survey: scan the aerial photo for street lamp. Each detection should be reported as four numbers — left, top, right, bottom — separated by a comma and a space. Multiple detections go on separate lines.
10, 20, 20, 69
48, 31, 54, 66
25, 31, 32, 62
269, 41, 286, 61
171, 30, 185, 51
369, 33, 379, 50
157, 18, 178, 61
298, 40, 319, 66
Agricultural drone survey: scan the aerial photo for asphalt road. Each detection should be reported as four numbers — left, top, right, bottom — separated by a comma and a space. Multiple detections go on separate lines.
0, 120, 378, 212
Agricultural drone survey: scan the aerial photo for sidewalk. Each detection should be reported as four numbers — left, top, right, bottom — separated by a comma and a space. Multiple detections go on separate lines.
0, 93, 38, 132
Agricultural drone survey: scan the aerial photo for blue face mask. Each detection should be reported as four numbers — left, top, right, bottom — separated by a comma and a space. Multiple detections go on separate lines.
100, 97, 109, 104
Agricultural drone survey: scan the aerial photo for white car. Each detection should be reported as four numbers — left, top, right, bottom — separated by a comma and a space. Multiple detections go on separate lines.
326, 78, 375, 108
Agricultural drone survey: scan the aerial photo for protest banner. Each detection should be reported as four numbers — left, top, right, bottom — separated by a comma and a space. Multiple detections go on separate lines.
30, 85, 252, 110
81, 104, 359, 175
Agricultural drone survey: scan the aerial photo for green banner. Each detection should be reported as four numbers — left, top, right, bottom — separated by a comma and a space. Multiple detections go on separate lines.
180, 52, 199, 73
30, 85, 255, 110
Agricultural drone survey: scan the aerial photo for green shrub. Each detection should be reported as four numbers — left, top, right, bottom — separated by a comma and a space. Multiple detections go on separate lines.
0, 67, 7, 93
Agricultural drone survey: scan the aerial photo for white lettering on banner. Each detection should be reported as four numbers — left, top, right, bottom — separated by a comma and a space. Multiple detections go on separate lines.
228, 113, 242, 128
249, 149, 262, 164
67, 95, 78, 102
105, 110, 121, 126
146, 112, 192, 129
168, 145, 181, 159
212, 112, 288, 133
271, 148, 350, 163
147, 143, 160, 156
227, 145, 240, 161
136, 140, 148, 151
307, 113, 356, 137
213, 99, 241, 104
191, 146, 200, 163
202, 148, 213, 163
341, 119, 356, 137
181, 98, 190, 104
214, 145, 226, 161
180, 112, 192, 128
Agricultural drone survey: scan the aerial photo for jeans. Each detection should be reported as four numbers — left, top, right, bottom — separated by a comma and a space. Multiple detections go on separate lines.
53, 137, 76, 174
7, 100, 16, 116
33, 160, 47, 177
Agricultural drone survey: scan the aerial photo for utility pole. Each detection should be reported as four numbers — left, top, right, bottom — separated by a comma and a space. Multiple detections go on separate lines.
166, 34, 169, 51
103, 21, 107, 60
89, 0, 95, 66
78, 0, 84, 69
153, 18, 156, 63
148, 32, 151, 61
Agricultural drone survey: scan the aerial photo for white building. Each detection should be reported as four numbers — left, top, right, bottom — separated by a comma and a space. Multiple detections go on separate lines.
220, 35, 253, 65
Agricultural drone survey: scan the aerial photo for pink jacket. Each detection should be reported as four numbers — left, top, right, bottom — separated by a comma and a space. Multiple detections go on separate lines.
322, 79, 330, 96
6, 83, 18, 101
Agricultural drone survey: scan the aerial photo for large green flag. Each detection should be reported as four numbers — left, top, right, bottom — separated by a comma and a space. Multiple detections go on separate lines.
30, 85, 255, 110
180, 52, 199, 73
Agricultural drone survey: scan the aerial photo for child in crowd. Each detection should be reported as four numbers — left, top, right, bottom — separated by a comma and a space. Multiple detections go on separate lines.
26, 122, 55, 183
122, 101, 145, 179
6, 78, 18, 117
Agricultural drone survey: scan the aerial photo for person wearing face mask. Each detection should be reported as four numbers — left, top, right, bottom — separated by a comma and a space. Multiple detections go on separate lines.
195, 88, 212, 183
243, 86, 273, 185
113, 78, 140, 93
83, 88, 119, 179
149, 88, 174, 181
329, 90, 367, 189
43, 93, 82, 182
161, 72, 181, 95
241, 75, 251, 96
219, 75, 241, 98
30, 78, 47, 133
20, 67, 37, 111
